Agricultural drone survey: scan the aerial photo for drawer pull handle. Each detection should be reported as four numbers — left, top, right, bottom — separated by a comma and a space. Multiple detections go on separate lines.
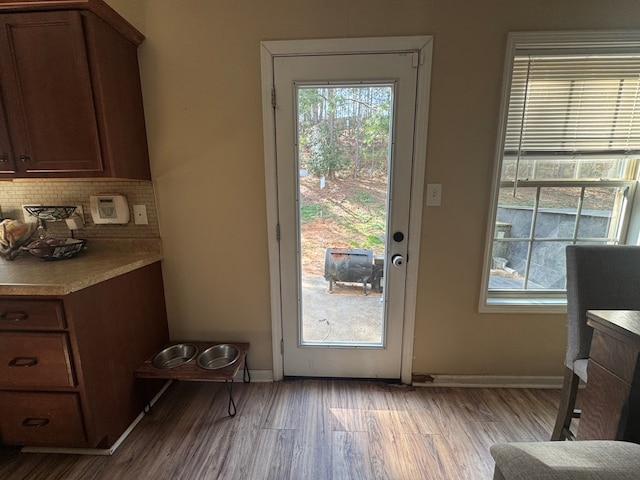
22, 418, 49, 428
8, 357, 38, 367
0, 311, 28, 322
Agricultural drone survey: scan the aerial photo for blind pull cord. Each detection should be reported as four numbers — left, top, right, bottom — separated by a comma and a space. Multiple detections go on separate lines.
513, 56, 533, 197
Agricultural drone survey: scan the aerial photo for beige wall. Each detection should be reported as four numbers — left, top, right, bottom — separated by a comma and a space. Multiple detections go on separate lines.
106, 0, 640, 377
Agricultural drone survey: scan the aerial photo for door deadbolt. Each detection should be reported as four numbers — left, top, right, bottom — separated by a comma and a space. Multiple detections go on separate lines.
393, 231, 404, 242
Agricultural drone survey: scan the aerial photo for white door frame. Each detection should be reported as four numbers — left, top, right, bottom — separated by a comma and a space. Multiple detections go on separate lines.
260, 36, 433, 383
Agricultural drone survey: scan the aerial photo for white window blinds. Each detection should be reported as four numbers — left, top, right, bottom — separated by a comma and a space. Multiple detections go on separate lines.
505, 54, 640, 159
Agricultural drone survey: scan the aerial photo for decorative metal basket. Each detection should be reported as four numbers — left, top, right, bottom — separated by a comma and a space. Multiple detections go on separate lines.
22, 205, 77, 221
24, 238, 86, 260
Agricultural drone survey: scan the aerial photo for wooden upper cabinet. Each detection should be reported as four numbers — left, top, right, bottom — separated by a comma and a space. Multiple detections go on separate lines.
0, 7, 150, 180
0, 11, 103, 174
0, 90, 16, 174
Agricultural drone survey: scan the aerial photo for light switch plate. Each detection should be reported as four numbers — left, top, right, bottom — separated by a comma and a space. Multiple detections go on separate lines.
426, 183, 442, 206
133, 204, 148, 225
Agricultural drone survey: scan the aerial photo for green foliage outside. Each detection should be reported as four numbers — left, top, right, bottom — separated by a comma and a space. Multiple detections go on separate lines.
300, 204, 325, 222
298, 86, 392, 254
301, 188, 386, 250
298, 86, 391, 179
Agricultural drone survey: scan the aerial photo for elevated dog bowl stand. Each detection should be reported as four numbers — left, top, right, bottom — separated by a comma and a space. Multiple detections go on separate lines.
135, 342, 250, 417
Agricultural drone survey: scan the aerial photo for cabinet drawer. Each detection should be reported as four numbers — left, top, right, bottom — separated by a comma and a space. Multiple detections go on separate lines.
0, 299, 65, 331
590, 330, 638, 383
0, 391, 85, 446
0, 332, 75, 388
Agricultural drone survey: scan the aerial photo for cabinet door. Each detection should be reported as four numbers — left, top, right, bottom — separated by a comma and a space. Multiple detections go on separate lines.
0, 299, 66, 331
0, 11, 103, 174
0, 332, 76, 388
578, 360, 632, 441
0, 392, 86, 446
0, 92, 15, 173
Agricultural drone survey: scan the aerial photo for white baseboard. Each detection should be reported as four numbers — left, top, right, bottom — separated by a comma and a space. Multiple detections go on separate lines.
21, 380, 173, 456
237, 371, 561, 388
234, 369, 273, 382
161, 369, 274, 384
238, 371, 561, 388
412, 375, 563, 389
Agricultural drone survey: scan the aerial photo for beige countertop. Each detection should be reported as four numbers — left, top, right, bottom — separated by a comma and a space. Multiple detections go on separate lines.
0, 238, 162, 296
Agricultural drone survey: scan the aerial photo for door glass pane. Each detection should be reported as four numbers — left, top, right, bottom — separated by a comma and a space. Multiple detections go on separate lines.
297, 85, 393, 346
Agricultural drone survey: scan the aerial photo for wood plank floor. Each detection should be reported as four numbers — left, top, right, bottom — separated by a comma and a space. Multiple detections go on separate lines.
0, 380, 560, 480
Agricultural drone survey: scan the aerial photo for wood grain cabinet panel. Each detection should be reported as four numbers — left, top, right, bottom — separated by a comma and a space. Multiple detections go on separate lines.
0, 11, 102, 174
0, 392, 85, 446
0, 4, 150, 179
578, 360, 632, 440
0, 332, 75, 388
0, 93, 15, 174
0, 299, 65, 331
590, 330, 638, 384
579, 311, 640, 443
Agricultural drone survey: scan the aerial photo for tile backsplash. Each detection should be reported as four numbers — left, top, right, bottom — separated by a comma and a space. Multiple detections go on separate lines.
0, 180, 160, 238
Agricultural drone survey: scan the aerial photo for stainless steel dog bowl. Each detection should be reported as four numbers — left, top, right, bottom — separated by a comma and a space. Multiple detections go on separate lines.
197, 344, 240, 370
152, 343, 198, 369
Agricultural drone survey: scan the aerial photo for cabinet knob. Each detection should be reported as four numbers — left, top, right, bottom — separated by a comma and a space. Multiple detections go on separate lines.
0, 155, 7, 163
19, 154, 30, 162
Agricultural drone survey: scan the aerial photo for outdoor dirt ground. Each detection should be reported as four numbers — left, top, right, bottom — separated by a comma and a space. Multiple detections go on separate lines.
299, 174, 387, 343
299, 174, 387, 275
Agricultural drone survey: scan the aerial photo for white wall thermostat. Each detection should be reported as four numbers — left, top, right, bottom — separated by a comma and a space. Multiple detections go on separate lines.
90, 195, 130, 224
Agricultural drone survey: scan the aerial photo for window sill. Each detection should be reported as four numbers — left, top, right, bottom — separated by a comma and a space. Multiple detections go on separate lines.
479, 296, 567, 314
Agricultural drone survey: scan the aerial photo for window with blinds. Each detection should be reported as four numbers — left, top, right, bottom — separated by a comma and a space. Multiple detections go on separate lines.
482, 32, 640, 311
504, 54, 640, 183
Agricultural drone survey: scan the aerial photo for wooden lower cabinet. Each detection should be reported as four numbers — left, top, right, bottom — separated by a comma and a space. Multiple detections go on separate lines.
0, 392, 85, 446
0, 262, 169, 448
0, 332, 75, 388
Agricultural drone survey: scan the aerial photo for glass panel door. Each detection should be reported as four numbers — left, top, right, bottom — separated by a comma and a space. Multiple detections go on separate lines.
297, 85, 392, 346
274, 51, 419, 378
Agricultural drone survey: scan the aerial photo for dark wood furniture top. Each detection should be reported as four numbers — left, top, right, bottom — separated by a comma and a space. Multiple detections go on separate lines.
587, 310, 640, 343
578, 310, 640, 442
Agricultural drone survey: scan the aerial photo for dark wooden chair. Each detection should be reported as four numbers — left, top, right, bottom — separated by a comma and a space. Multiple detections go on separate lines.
551, 245, 640, 441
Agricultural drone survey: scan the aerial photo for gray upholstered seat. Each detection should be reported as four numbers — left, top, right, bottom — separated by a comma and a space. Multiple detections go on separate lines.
491, 441, 640, 479
551, 245, 640, 441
